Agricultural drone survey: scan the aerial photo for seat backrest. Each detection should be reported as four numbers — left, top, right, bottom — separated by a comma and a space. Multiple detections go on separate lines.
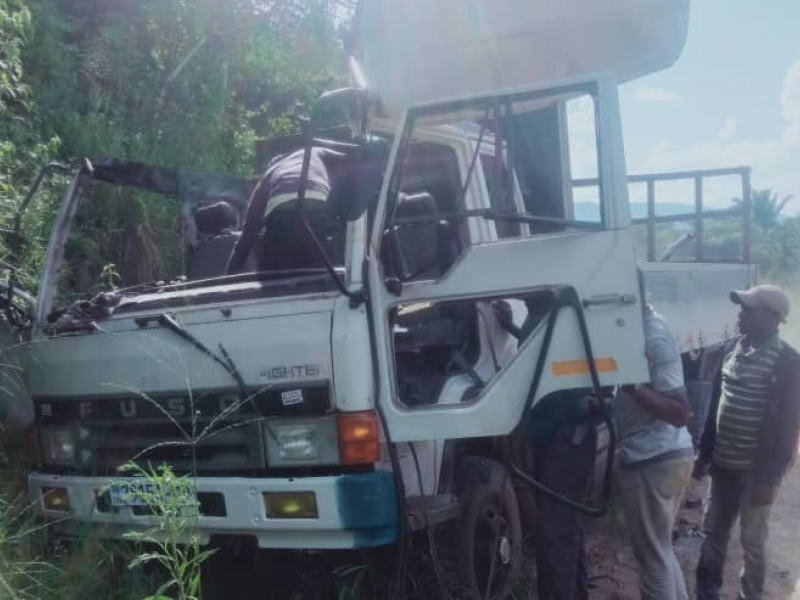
258, 201, 347, 271
194, 201, 238, 235
187, 234, 240, 279
386, 192, 451, 280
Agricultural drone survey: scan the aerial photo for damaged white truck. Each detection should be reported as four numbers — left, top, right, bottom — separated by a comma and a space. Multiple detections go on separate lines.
0, 0, 756, 597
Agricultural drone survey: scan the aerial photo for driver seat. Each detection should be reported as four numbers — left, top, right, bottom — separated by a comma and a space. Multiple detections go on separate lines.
187, 202, 242, 279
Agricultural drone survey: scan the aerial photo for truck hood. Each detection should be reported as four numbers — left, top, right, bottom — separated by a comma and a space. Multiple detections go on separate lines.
24, 295, 337, 401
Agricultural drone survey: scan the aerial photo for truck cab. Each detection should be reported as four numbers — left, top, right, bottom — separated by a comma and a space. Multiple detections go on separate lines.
0, 0, 755, 597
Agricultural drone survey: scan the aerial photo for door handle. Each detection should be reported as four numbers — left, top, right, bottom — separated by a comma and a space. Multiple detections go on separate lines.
582, 294, 637, 308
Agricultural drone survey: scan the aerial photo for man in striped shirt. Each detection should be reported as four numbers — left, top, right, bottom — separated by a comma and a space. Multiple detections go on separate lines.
226, 147, 347, 274
695, 285, 800, 600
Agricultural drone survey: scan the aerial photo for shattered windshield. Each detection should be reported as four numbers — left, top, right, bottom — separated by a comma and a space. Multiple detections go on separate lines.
55, 180, 186, 308
51, 163, 344, 317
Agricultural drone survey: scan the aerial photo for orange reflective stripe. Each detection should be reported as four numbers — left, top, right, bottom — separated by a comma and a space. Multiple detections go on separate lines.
551, 358, 618, 376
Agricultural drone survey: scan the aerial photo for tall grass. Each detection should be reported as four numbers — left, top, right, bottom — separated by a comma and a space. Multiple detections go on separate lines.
116, 462, 216, 600
0, 429, 163, 600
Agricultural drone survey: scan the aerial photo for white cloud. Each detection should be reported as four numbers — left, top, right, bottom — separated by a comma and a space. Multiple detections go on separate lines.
717, 117, 738, 140
634, 87, 683, 104
781, 51, 800, 145
638, 51, 800, 213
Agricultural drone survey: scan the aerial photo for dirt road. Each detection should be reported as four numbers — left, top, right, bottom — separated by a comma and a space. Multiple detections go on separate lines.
587, 462, 800, 599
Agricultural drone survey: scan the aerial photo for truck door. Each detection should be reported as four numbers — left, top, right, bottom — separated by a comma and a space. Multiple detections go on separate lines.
366, 79, 650, 442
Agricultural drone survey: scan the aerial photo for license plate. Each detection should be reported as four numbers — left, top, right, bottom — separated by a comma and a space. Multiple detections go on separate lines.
108, 480, 196, 507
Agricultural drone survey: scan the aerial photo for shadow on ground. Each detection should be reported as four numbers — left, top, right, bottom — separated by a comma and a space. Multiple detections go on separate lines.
587, 462, 800, 599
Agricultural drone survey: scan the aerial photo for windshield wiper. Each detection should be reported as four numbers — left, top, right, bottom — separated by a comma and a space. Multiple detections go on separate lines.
136, 313, 247, 398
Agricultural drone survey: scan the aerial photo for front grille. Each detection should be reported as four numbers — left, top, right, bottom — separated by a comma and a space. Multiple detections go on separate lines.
34, 384, 331, 475
79, 419, 265, 475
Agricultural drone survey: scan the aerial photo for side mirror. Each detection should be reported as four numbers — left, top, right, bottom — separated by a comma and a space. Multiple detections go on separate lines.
315, 87, 370, 119
314, 86, 374, 139
326, 137, 390, 222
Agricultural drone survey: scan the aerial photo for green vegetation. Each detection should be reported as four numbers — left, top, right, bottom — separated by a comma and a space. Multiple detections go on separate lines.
116, 463, 214, 600
1, 0, 354, 297
0, 2, 359, 597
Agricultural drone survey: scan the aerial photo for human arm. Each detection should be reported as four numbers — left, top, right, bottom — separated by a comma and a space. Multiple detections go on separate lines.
492, 300, 522, 340
753, 347, 800, 492
750, 484, 779, 506
226, 179, 269, 274
623, 384, 693, 428
630, 321, 693, 427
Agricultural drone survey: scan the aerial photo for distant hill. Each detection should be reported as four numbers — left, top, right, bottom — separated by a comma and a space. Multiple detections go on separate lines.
574, 201, 695, 221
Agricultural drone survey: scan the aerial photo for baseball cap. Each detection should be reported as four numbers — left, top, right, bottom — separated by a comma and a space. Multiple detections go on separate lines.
730, 284, 790, 322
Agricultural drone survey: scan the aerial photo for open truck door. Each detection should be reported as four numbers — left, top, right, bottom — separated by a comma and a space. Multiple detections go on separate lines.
365, 78, 650, 442
356, 0, 690, 442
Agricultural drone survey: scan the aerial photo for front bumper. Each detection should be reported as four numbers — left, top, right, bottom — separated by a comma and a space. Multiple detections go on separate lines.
29, 470, 398, 550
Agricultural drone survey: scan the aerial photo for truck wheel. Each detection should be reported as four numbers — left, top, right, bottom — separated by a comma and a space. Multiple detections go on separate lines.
458, 458, 522, 600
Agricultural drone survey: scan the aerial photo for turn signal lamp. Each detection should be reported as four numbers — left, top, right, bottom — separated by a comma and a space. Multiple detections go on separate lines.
42, 487, 71, 513
263, 492, 318, 519
337, 411, 380, 465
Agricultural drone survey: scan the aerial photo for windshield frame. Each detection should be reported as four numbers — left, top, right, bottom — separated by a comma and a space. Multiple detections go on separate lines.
373, 79, 608, 250
34, 160, 354, 329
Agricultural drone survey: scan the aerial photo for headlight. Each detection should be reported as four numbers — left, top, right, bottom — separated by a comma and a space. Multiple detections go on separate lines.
275, 425, 319, 461
264, 416, 338, 467
41, 427, 77, 467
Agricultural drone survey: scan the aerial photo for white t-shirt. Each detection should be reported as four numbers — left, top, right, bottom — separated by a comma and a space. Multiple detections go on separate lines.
615, 305, 694, 467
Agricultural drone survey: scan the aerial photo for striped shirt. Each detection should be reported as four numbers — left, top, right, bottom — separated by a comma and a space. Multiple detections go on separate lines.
713, 334, 781, 471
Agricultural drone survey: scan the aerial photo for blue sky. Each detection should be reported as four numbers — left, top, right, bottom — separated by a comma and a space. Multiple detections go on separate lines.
618, 0, 800, 213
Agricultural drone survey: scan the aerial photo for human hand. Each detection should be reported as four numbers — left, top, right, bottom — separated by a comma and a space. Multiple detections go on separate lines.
692, 459, 709, 481
492, 300, 514, 330
750, 484, 778, 507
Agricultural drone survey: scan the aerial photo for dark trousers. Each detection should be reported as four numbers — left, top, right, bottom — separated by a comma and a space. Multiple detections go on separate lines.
258, 200, 344, 271
696, 466, 772, 600
533, 424, 597, 600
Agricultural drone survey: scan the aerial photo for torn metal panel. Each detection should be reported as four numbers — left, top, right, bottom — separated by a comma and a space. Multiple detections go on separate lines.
89, 159, 254, 210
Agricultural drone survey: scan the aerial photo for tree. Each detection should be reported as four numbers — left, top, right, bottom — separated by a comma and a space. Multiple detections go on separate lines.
734, 187, 793, 232
5, 0, 352, 299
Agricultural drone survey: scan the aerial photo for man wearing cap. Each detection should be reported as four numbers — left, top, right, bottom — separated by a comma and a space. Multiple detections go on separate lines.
695, 284, 800, 600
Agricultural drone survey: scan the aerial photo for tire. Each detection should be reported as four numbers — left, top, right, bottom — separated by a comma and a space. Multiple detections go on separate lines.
457, 458, 523, 600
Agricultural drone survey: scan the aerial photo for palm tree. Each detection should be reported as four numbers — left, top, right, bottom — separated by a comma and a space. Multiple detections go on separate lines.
733, 188, 794, 231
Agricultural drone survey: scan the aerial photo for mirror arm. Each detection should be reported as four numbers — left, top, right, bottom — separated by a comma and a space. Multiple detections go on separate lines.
295, 119, 364, 306
5, 161, 72, 328
13, 162, 72, 239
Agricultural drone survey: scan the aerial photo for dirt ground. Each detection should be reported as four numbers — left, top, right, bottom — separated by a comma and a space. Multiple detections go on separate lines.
586, 462, 800, 599
199, 462, 800, 599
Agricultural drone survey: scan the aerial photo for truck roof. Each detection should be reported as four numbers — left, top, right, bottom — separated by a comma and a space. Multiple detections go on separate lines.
355, 0, 690, 115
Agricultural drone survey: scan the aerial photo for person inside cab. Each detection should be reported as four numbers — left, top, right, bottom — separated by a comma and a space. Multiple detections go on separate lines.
225, 146, 347, 275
